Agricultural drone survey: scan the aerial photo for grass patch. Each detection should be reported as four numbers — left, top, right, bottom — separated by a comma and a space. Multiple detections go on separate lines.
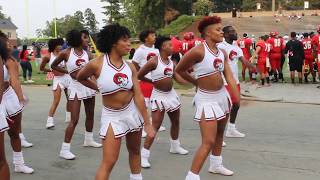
158, 15, 201, 36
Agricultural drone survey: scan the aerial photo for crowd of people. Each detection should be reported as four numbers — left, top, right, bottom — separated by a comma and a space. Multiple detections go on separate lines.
0, 15, 319, 180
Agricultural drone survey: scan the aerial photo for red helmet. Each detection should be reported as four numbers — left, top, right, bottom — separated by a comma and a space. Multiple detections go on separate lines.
189, 32, 195, 39
183, 32, 190, 40
270, 31, 278, 37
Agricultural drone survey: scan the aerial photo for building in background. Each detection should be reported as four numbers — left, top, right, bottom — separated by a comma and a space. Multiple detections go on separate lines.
0, 19, 18, 46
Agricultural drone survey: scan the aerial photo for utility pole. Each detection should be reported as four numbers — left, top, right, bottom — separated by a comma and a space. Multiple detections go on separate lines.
53, 0, 57, 38
272, 0, 276, 12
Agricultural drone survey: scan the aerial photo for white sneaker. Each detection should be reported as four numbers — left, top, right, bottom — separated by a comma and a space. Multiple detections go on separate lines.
83, 139, 102, 148
14, 164, 34, 174
222, 141, 226, 147
158, 125, 166, 132
83, 132, 102, 148
141, 129, 147, 138
208, 155, 233, 176
20, 134, 33, 148
141, 148, 151, 168
208, 165, 234, 176
169, 139, 189, 155
185, 171, 200, 180
59, 150, 76, 160
226, 128, 245, 138
27, 80, 34, 83
46, 117, 55, 129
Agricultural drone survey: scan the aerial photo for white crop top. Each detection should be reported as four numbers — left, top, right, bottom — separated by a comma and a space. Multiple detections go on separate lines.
3, 65, 9, 82
66, 48, 89, 74
49, 53, 65, 70
151, 56, 174, 82
193, 42, 225, 79
97, 55, 133, 96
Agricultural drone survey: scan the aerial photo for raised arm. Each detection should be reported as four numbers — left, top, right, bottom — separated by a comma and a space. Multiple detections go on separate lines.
128, 63, 155, 138
175, 46, 203, 86
39, 55, 51, 72
137, 56, 157, 83
51, 50, 68, 74
76, 58, 100, 91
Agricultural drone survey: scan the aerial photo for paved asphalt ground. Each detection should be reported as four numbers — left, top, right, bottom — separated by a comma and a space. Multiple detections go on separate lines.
5, 85, 320, 180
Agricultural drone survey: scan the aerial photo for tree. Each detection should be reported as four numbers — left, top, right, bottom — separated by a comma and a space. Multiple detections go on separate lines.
84, 8, 99, 34
101, 0, 123, 24
192, 0, 214, 16
74, 11, 85, 25
213, 0, 242, 12
0, 11, 5, 19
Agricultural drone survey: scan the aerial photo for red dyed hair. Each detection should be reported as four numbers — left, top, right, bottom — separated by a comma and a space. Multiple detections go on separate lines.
198, 16, 222, 34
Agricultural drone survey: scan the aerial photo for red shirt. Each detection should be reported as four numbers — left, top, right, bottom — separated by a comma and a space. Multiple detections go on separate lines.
19, 50, 29, 62
181, 39, 194, 55
256, 40, 268, 60
312, 34, 320, 53
302, 38, 313, 56
237, 37, 252, 60
267, 37, 284, 54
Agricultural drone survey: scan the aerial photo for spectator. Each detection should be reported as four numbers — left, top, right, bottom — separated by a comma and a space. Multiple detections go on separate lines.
19, 45, 34, 83
11, 45, 20, 62
285, 32, 305, 84
128, 48, 135, 60
33, 42, 42, 73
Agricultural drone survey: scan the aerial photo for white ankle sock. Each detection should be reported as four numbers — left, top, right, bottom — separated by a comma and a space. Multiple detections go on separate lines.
130, 173, 143, 180
13, 151, 24, 165
141, 148, 150, 157
61, 142, 71, 151
186, 171, 200, 179
210, 155, 222, 166
228, 123, 236, 129
19, 133, 25, 140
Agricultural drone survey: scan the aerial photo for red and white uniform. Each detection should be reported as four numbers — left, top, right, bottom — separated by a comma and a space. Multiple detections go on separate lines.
132, 44, 159, 106
181, 39, 194, 55
267, 37, 284, 70
256, 40, 269, 74
193, 38, 205, 47
302, 38, 314, 70
49, 53, 71, 91
0, 65, 9, 132
66, 48, 96, 100
237, 37, 252, 61
193, 42, 231, 122
312, 34, 320, 71
97, 55, 143, 138
150, 56, 180, 112
218, 41, 242, 103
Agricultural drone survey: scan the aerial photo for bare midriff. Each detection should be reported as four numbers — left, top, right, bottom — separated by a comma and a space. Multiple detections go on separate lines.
102, 91, 134, 110
153, 77, 173, 92
196, 73, 224, 91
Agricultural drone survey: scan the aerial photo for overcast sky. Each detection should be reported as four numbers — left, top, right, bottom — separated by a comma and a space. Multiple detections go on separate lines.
0, 0, 106, 38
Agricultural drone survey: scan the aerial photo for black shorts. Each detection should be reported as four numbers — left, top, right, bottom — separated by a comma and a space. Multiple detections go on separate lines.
289, 59, 303, 72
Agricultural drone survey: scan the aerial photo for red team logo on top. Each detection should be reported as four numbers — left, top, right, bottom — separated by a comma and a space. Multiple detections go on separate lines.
113, 73, 129, 87
213, 58, 224, 72
147, 53, 157, 61
164, 68, 173, 77
229, 50, 238, 61
75, 59, 86, 67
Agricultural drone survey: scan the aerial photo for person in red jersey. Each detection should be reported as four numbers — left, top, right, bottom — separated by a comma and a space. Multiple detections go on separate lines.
302, 33, 316, 83
250, 35, 270, 87
312, 25, 320, 74
267, 31, 285, 82
181, 32, 195, 55
237, 33, 253, 82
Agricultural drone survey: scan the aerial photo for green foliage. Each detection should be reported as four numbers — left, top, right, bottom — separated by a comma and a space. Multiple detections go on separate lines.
84, 8, 99, 34
213, 0, 242, 12
101, 0, 123, 24
158, 15, 200, 36
39, 8, 98, 38
0, 10, 5, 19
192, 0, 214, 16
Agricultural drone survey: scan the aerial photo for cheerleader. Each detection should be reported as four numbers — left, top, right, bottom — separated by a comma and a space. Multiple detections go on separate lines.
0, 36, 10, 180
138, 36, 189, 168
176, 16, 240, 179
0, 31, 33, 174
51, 30, 101, 160
40, 38, 71, 129
77, 24, 155, 180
